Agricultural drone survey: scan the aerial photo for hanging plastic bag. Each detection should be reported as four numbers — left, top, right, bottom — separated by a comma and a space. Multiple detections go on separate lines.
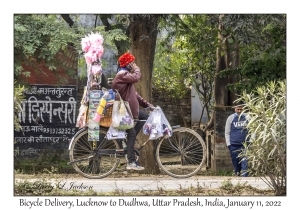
111, 100, 121, 127
116, 106, 134, 130
111, 91, 134, 130
76, 104, 88, 128
143, 106, 172, 140
160, 107, 173, 137
93, 89, 109, 122
149, 109, 163, 139
107, 124, 126, 140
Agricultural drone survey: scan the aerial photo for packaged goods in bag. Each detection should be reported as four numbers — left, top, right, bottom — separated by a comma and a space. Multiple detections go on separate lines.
119, 102, 126, 116
97, 98, 107, 114
76, 104, 88, 128
143, 106, 172, 140
111, 90, 134, 130
111, 101, 121, 127
93, 89, 110, 123
160, 115, 172, 137
150, 111, 162, 139
88, 112, 99, 130
107, 124, 126, 140
108, 89, 115, 101
93, 98, 106, 122
117, 110, 134, 130
88, 129, 100, 141
87, 90, 102, 141
162, 123, 172, 137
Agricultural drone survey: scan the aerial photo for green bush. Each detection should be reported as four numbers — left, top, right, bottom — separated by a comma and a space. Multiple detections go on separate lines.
238, 80, 286, 195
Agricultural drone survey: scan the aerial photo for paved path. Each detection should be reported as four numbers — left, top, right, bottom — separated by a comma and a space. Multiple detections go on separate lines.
15, 175, 270, 193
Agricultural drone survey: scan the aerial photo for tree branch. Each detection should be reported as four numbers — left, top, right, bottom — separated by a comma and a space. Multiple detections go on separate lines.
60, 14, 74, 27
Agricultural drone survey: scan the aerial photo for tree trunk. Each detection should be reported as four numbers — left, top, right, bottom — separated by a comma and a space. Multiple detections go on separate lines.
60, 14, 74, 27
215, 15, 230, 107
216, 15, 240, 106
206, 15, 240, 130
129, 15, 160, 174
228, 41, 239, 103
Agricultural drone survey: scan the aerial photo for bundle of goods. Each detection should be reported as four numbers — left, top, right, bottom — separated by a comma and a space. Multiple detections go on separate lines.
107, 90, 134, 140
75, 32, 115, 141
143, 106, 172, 140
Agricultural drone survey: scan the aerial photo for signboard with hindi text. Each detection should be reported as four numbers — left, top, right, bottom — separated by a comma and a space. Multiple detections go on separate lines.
14, 85, 78, 158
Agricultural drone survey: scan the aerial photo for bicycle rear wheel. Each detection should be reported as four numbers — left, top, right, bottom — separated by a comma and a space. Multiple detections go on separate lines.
69, 128, 120, 179
155, 127, 206, 178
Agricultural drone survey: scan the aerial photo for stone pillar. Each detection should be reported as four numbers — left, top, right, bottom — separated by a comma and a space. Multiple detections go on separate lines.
211, 106, 233, 172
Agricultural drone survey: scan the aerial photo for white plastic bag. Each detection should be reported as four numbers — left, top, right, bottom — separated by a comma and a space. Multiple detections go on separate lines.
116, 104, 134, 130
111, 91, 134, 130
160, 108, 173, 137
143, 106, 172, 140
75, 104, 88, 128
107, 124, 126, 140
111, 100, 121, 127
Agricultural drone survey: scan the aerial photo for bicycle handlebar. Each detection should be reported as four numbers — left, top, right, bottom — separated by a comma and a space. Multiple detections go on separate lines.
144, 106, 153, 111
134, 119, 146, 122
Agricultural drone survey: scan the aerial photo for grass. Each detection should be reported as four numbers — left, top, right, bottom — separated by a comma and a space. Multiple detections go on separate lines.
14, 178, 274, 196
14, 154, 74, 175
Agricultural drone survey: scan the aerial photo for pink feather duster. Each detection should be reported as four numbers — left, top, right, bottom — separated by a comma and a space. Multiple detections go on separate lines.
81, 32, 104, 65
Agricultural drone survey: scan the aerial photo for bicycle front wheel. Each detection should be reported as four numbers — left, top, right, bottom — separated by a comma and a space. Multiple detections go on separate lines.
69, 128, 120, 179
155, 127, 206, 178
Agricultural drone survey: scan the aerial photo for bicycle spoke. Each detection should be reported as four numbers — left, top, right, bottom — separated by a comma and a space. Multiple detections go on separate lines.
73, 144, 92, 153
69, 128, 120, 179
156, 128, 206, 178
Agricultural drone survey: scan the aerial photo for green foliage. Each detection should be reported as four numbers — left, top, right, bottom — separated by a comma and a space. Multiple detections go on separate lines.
238, 80, 286, 195
217, 169, 234, 176
153, 36, 189, 98
219, 15, 286, 93
14, 15, 79, 84
15, 180, 54, 195
220, 179, 249, 195
14, 14, 128, 84
220, 179, 234, 191
14, 153, 74, 174
154, 15, 216, 122
98, 14, 131, 58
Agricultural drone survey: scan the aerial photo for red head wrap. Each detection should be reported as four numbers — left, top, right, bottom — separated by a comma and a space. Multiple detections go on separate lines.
118, 52, 135, 67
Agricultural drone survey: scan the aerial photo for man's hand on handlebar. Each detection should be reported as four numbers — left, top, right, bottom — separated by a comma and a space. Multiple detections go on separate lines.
145, 105, 156, 111
149, 105, 156, 111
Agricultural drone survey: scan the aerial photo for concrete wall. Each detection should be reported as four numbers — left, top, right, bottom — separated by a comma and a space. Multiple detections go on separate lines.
191, 86, 208, 124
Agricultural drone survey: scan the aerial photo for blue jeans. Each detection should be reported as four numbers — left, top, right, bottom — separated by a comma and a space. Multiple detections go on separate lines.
228, 144, 248, 177
126, 110, 149, 163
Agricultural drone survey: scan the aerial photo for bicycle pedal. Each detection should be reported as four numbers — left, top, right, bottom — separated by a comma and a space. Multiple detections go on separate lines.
116, 149, 124, 152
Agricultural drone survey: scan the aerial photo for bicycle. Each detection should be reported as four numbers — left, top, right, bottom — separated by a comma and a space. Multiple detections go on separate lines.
68, 108, 206, 179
